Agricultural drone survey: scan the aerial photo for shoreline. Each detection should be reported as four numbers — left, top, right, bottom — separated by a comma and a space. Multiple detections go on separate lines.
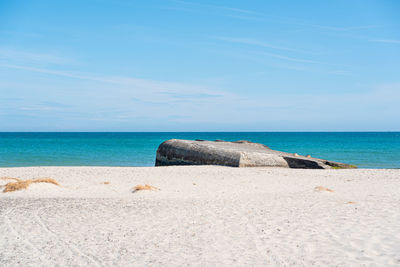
1, 166, 399, 265
2, 165, 398, 170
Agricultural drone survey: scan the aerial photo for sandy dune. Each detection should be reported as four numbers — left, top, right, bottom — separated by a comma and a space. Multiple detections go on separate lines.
0, 166, 399, 266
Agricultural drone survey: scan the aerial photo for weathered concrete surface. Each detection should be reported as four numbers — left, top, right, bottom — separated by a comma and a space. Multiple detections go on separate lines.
155, 139, 356, 169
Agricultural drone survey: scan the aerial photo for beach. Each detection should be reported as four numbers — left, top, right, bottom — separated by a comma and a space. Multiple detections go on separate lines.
0, 166, 399, 266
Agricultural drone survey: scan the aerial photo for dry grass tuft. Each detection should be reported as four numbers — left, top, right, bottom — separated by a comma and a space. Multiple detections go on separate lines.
102, 181, 110, 185
3, 180, 31, 192
132, 184, 159, 193
2, 177, 60, 193
1, 177, 21, 182
31, 178, 59, 186
314, 186, 334, 192
346, 201, 356, 204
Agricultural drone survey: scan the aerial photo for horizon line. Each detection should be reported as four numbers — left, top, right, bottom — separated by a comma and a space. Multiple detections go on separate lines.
1, 131, 399, 133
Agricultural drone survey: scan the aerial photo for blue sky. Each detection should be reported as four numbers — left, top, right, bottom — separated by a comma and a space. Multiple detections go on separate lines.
0, 0, 399, 131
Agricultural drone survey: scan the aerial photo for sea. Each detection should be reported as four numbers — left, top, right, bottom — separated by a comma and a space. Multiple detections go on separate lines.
0, 132, 399, 168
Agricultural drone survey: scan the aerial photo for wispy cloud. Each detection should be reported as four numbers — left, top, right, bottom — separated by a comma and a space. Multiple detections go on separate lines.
0, 63, 233, 103
17, 101, 72, 111
221, 13, 265, 22
172, 0, 259, 15
1, 30, 42, 38
2, 61, 399, 130
158, 92, 224, 100
327, 70, 352, 76
257, 52, 320, 64
40, 101, 72, 108
0, 48, 72, 64
213, 36, 300, 52
292, 23, 391, 45
168, 1, 382, 34
159, 0, 262, 21
210, 37, 321, 66
372, 39, 400, 44
0, 62, 248, 129
308, 24, 381, 32
0, 64, 94, 80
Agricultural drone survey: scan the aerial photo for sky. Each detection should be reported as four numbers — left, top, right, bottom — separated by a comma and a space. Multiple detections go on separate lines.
0, 0, 399, 131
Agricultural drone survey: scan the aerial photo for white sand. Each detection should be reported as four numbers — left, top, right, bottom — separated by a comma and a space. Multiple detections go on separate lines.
0, 166, 399, 266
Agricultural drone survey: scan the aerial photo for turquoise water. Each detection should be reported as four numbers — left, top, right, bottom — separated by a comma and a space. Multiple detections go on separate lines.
0, 132, 399, 168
